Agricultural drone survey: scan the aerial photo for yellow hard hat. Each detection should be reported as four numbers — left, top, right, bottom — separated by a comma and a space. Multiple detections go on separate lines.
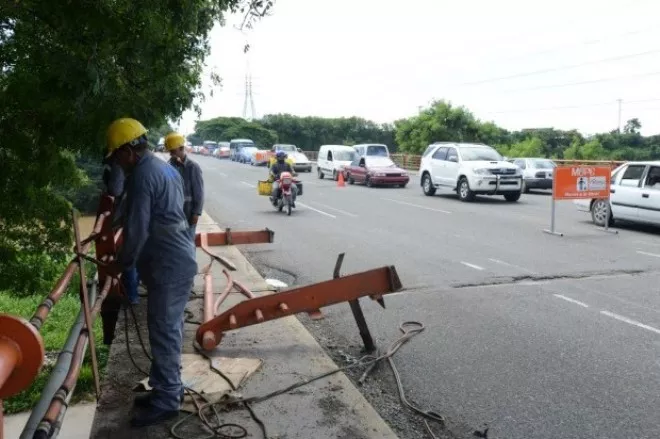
164, 132, 186, 151
106, 118, 148, 157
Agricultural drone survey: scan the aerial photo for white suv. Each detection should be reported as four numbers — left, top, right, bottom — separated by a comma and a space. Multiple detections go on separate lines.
419, 142, 523, 202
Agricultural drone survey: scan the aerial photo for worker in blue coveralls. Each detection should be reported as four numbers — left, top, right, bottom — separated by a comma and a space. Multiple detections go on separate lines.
165, 132, 204, 242
102, 156, 140, 305
105, 117, 197, 428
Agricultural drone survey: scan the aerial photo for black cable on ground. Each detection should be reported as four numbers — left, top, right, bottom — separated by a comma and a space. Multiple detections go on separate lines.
125, 297, 445, 439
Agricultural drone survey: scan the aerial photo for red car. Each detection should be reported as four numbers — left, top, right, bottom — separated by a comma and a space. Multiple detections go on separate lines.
343, 156, 409, 188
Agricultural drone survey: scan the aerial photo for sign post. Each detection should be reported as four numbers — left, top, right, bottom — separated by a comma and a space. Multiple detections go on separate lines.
544, 166, 613, 237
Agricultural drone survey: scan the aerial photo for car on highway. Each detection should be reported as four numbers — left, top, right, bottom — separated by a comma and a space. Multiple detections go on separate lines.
268, 144, 313, 172
574, 161, 660, 227
236, 145, 259, 163
317, 144, 358, 180
509, 157, 556, 193
352, 143, 390, 158
419, 142, 523, 202
229, 138, 255, 161
343, 155, 409, 187
212, 142, 230, 159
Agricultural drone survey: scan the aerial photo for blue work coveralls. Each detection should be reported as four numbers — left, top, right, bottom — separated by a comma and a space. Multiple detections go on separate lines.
119, 152, 197, 412
168, 156, 204, 241
103, 161, 139, 304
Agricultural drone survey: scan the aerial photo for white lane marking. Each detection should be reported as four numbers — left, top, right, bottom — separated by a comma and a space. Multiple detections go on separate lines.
634, 240, 660, 247
309, 202, 358, 217
488, 258, 534, 273
240, 181, 256, 188
217, 172, 228, 177
600, 310, 660, 335
382, 198, 451, 214
553, 294, 590, 308
296, 202, 336, 219
636, 250, 660, 258
460, 261, 484, 271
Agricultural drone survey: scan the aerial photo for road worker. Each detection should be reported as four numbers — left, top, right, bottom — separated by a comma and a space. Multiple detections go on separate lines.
269, 150, 298, 206
102, 157, 140, 305
105, 118, 197, 427
165, 132, 204, 241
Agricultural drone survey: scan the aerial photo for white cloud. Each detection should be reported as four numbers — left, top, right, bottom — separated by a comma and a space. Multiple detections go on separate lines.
177, 0, 660, 137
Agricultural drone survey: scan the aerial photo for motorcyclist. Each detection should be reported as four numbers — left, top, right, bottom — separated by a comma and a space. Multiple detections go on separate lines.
269, 150, 298, 206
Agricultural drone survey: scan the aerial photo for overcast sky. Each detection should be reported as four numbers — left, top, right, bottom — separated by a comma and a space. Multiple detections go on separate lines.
176, 0, 660, 138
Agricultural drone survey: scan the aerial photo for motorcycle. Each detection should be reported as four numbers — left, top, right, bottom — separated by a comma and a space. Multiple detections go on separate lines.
272, 171, 299, 216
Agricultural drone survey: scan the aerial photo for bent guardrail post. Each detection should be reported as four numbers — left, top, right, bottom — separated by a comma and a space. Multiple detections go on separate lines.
196, 230, 274, 350
197, 258, 403, 351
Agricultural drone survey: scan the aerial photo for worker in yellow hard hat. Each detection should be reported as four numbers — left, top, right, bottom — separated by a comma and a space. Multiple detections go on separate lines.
165, 132, 204, 241
105, 118, 197, 428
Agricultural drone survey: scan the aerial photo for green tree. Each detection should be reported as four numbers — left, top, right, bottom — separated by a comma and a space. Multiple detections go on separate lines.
0, 0, 272, 294
624, 118, 642, 135
499, 137, 545, 158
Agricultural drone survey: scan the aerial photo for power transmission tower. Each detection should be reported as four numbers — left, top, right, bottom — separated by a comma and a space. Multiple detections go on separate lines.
242, 73, 257, 121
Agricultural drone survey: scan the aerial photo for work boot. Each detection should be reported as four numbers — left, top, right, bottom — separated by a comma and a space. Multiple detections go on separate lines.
130, 406, 179, 428
133, 392, 184, 408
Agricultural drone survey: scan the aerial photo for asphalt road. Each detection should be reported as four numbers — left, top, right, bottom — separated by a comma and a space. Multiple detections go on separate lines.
193, 154, 660, 439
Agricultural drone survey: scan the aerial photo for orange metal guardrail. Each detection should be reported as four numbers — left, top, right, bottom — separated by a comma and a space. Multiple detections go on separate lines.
0, 193, 123, 439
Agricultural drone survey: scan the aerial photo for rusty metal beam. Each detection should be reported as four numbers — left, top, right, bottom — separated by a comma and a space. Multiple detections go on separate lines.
195, 228, 274, 247
196, 265, 402, 350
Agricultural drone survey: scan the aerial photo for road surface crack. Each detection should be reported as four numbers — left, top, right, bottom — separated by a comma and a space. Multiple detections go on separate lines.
452, 268, 647, 289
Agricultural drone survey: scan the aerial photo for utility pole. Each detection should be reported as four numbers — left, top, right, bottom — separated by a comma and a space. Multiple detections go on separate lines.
617, 98, 623, 132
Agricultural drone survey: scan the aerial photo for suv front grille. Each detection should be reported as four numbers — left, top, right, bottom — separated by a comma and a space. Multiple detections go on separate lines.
489, 168, 516, 175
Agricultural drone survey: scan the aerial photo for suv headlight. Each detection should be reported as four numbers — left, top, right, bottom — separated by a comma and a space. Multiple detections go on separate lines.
472, 168, 490, 175
514, 168, 522, 176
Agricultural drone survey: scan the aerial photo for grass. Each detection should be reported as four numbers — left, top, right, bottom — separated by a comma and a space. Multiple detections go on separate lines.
0, 265, 109, 414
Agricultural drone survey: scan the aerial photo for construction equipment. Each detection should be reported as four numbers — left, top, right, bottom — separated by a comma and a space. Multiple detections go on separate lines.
196, 253, 402, 351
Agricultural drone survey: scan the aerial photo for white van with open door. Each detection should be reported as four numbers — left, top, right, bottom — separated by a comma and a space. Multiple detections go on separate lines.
352, 143, 390, 158
317, 145, 358, 181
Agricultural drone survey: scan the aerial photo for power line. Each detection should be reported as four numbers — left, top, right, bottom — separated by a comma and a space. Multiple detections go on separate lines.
482, 98, 660, 115
458, 48, 660, 86
500, 24, 656, 62
506, 70, 660, 92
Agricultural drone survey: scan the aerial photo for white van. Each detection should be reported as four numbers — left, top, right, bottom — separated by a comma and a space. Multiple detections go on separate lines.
352, 144, 390, 158
317, 145, 358, 181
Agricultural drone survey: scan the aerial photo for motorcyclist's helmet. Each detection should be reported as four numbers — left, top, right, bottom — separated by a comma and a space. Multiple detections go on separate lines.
276, 150, 287, 162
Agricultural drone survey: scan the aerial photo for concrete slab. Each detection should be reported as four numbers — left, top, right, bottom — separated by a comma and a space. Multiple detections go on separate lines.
90, 210, 399, 439
4, 403, 96, 439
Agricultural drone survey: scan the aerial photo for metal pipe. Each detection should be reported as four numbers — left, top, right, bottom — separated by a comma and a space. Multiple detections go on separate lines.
202, 261, 218, 351
34, 277, 112, 438
214, 270, 234, 315
0, 340, 20, 395
19, 277, 99, 439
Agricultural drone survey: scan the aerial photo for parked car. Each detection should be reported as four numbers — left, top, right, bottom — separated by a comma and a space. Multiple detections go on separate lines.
509, 158, 556, 193
352, 143, 390, 158
419, 142, 523, 202
343, 156, 409, 187
267, 144, 312, 172
237, 146, 259, 163
317, 145, 358, 180
574, 161, 660, 227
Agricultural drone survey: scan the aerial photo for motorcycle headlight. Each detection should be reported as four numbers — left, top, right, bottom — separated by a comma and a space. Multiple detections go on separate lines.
472, 168, 490, 175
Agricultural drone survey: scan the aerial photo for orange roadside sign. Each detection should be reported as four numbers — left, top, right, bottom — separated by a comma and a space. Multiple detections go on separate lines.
552, 166, 611, 200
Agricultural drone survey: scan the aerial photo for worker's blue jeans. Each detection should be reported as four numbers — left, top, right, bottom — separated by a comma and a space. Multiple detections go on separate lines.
122, 268, 140, 304
146, 275, 193, 411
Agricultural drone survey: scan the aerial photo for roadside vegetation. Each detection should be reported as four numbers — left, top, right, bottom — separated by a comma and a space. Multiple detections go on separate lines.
192, 100, 658, 161
0, 0, 273, 414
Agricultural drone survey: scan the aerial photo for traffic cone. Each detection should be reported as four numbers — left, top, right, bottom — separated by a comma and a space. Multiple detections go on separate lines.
337, 171, 346, 187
